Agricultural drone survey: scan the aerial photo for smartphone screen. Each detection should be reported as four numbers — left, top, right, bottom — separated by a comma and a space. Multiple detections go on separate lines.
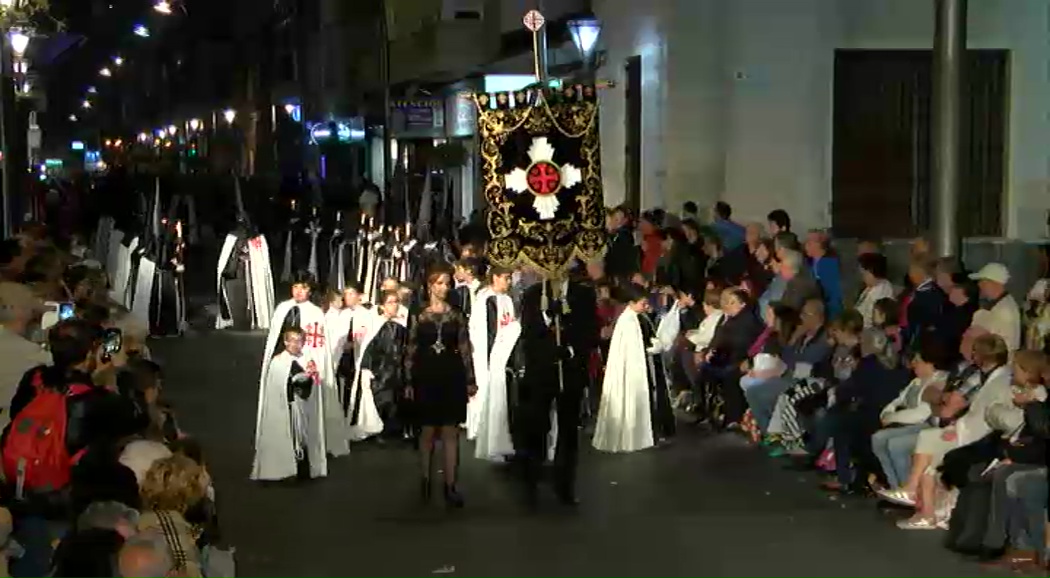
58, 302, 75, 321
102, 328, 123, 356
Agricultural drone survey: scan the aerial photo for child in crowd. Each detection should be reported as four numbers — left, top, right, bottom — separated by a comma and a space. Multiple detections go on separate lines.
872, 297, 902, 356
357, 290, 409, 440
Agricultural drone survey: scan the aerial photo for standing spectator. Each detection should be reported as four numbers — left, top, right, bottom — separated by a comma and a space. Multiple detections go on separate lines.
855, 253, 894, 328
902, 256, 947, 351
681, 201, 699, 222
638, 211, 663, 276
804, 230, 843, 318
711, 201, 745, 251
604, 206, 638, 281
0, 283, 51, 428
2, 319, 138, 577
766, 209, 791, 236
969, 263, 1022, 352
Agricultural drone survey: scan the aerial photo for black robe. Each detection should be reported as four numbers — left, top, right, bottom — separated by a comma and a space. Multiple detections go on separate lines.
359, 319, 408, 430
337, 304, 374, 419
638, 313, 675, 440
220, 231, 255, 331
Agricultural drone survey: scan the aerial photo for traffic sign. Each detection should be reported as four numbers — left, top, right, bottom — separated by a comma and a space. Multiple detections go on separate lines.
523, 9, 545, 32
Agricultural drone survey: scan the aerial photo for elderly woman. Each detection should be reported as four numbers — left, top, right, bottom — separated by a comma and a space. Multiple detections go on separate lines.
138, 454, 209, 577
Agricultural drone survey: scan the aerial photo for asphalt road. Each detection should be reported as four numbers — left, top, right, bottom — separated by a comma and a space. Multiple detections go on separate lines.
149, 329, 1010, 577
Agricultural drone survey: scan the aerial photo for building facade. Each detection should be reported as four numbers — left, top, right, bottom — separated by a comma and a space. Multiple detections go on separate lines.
595, 0, 1050, 240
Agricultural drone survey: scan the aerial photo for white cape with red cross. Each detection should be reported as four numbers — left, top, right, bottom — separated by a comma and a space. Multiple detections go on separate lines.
504, 137, 582, 220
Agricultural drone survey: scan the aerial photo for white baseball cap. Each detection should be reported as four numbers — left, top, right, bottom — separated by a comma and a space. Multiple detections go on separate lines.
969, 262, 1010, 285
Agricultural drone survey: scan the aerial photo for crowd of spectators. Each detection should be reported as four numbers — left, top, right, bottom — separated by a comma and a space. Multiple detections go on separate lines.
589, 201, 1050, 572
0, 226, 231, 577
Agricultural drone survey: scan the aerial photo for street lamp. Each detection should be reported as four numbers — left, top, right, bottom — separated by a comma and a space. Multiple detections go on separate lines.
112, 55, 123, 67
153, 1, 172, 15
133, 24, 150, 38
138, 132, 149, 143
223, 108, 236, 124
167, 124, 177, 136
81, 99, 91, 109
86, 85, 97, 94
68, 114, 77, 122
188, 118, 201, 131
99, 67, 112, 77
8, 28, 28, 57
567, 16, 602, 66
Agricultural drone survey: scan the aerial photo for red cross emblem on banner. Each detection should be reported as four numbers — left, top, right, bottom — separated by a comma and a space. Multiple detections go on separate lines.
304, 322, 325, 348
250, 237, 262, 250
504, 137, 582, 220
526, 162, 561, 196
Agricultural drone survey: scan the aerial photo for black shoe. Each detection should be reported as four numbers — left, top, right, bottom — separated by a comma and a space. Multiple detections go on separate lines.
444, 484, 465, 509
420, 477, 432, 504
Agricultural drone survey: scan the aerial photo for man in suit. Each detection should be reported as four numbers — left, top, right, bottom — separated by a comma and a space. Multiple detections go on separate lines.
517, 274, 599, 507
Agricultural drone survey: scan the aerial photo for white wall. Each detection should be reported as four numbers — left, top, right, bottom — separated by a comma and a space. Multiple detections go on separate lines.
596, 0, 1050, 238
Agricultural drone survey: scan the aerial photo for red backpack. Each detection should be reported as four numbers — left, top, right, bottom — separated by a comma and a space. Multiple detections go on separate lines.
2, 369, 91, 495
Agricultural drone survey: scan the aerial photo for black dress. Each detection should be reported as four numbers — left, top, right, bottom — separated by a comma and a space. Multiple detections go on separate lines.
406, 308, 474, 426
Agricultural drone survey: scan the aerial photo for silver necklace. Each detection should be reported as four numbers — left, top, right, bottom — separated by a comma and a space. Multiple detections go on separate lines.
431, 306, 447, 354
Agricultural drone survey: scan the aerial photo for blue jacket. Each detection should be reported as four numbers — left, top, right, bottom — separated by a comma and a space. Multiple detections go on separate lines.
810, 256, 843, 318
712, 219, 746, 251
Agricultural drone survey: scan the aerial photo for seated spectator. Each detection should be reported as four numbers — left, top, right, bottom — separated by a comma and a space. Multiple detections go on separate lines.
969, 263, 1022, 353
711, 201, 745, 251
138, 454, 209, 577
118, 530, 176, 578
50, 528, 124, 577
889, 334, 1011, 528
21, 245, 70, 302
945, 349, 1049, 567
855, 253, 894, 328
703, 234, 746, 287
680, 288, 725, 411
739, 304, 802, 432
76, 501, 139, 538
872, 297, 903, 354
0, 282, 51, 428
1024, 246, 1050, 351
803, 230, 843, 318
0, 239, 28, 282
777, 251, 822, 313
693, 288, 763, 427
871, 341, 950, 493
744, 238, 775, 299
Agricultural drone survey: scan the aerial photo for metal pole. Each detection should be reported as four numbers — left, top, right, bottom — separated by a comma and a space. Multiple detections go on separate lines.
931, 0, 966, 258
380, 0, 393, 202
0, 31, 12, 238
534, 0, 549, 83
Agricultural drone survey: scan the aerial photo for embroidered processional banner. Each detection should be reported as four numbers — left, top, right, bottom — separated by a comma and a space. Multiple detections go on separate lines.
474, 85, 606, 275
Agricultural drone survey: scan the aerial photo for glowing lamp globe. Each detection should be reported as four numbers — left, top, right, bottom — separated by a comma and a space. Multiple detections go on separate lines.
567, 17, 602, 61
8, 30, 30, 57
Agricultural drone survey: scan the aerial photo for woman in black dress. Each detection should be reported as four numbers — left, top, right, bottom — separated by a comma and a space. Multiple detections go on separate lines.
405, 267, 475, 507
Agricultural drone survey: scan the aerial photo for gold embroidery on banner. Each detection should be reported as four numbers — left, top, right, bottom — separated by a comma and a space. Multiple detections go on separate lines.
474, 91, 607, 276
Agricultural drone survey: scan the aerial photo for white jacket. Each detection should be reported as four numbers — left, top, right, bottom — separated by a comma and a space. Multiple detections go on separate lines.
687, 310, 724, 352
880, 371, 946, 425
955, 365, 1013, 446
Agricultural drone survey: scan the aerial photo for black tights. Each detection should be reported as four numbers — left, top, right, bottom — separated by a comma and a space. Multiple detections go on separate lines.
419, 425, 460, 487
